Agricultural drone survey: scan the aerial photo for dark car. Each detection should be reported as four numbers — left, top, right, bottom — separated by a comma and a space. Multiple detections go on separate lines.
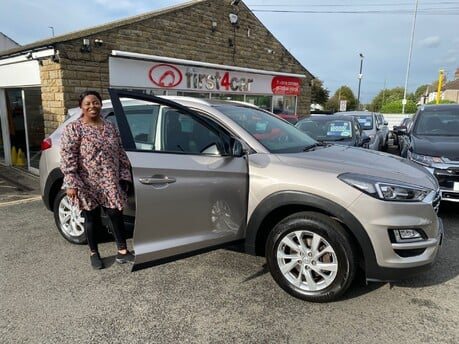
398, 103, 459, 202
393, 116, 412, 153
295, 114, 370, 147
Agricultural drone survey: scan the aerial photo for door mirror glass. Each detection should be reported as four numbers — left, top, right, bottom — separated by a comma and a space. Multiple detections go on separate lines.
231, 138, 246, 157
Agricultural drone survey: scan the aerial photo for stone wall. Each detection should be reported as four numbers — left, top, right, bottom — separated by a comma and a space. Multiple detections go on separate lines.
39, 58, 65, 135
42, 0, 312, 134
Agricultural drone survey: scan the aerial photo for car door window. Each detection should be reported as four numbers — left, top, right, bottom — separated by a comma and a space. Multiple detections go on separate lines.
159, 108, 224, 155
353, 121, 361, 138
106, 103, 159, 151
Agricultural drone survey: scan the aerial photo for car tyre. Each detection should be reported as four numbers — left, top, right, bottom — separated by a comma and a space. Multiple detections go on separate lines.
53, 189, 86, 244
266, 211, 356, 302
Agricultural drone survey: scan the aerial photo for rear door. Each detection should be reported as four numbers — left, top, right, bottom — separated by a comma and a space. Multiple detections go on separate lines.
108, 89, 249, 266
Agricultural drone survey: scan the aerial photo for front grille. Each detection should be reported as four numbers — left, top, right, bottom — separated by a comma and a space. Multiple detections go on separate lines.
441, 191, 459, 201
434, 167, 459, 189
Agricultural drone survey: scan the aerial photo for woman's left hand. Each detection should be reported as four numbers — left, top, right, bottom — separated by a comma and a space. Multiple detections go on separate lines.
120, 180, 130, 193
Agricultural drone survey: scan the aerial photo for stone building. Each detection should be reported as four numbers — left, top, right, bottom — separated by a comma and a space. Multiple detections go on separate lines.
0, 0, 313, 173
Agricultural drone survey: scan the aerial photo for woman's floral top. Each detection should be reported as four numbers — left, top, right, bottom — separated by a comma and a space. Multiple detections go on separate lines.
60, 117, 132, 211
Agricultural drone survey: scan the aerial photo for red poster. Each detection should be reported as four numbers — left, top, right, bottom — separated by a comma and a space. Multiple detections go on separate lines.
271, 76, 301, 95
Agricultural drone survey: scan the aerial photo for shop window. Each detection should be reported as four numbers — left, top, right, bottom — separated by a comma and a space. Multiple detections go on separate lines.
4, 88, 44, 170
245, 95, 272, 112
210, 94, 244, 102
24, 88, 44, 170
273, 95, 297, 115
177, 91, 211, 99
6, 89, 26, 168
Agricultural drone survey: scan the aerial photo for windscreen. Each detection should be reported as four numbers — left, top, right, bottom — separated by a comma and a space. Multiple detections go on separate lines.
215, 105, 317, 153
354, 115, 373, 130
415, 109, 459, 136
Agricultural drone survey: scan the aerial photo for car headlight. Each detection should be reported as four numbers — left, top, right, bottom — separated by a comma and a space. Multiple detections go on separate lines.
408, 152, 444, 167
338, 173, 430, 202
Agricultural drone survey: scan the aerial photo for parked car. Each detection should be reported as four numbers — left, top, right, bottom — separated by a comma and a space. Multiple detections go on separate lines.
333, 111, 386, 151
295, 115, 370, 147
40, 89, 443, 302
375, 113, 390, 150
272, 109, 299, 124
397, 103, 459, 202
393, 116, 412, 153
277, 113, 299, 124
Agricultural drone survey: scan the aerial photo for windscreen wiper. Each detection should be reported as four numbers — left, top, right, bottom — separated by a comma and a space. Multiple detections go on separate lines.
303, 142, 327, 151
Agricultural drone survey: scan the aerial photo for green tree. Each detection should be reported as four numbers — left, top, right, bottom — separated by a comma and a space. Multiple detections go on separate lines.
380, 99, 417, 113
311, 79, 329, 105
368, 87, 416, 112
325, 86, 357, 112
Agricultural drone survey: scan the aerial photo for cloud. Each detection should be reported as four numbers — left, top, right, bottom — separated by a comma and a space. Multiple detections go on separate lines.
419, 36, 441, 48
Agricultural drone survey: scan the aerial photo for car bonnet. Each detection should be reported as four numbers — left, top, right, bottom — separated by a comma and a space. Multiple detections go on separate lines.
412, 134, 459, 161
276, 145, 438, 189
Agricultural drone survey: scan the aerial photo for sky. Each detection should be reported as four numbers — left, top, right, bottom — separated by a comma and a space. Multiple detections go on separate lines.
1, 0, 458, 104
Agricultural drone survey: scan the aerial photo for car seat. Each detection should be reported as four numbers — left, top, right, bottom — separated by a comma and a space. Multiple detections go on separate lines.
422, 116, 443, 133
164, 110, 188, 152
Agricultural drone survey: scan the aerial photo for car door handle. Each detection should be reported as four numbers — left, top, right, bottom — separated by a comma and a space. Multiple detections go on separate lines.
138, 176, 176, 185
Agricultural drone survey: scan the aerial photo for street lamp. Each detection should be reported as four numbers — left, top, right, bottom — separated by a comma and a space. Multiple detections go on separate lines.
402, 0, 419, 114
357, 53, 364, 110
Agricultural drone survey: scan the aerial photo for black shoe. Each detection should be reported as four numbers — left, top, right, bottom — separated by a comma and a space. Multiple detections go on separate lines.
90, 253, 104, 270
116, 250, 135, 264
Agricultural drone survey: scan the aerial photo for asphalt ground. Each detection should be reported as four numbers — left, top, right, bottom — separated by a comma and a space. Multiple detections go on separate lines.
1, 146, 458, 344
0, 164, 41, 205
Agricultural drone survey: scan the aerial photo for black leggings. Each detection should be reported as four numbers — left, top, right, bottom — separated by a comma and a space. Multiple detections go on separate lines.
82, 206, 127, 253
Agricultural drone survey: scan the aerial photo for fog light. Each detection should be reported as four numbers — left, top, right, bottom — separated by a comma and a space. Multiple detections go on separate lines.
393, 229, 424, 242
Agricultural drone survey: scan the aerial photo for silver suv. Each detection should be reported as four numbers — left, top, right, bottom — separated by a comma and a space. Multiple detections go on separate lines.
40, 89, 443, 302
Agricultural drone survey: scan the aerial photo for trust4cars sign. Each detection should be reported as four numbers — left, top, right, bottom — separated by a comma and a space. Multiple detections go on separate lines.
149, 63, 254, 92
109, 56, 301, 95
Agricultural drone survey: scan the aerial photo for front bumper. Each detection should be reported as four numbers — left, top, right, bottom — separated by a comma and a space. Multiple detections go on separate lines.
348, 192, 443, 281
366, 217, 443, 281
433, 166, 459, 202
412, 161, 459, 202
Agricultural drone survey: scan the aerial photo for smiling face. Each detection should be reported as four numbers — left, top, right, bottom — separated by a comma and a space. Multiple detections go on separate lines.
80, 95, 102, 122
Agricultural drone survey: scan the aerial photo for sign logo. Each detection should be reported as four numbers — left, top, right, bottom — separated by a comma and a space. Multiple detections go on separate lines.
149, 63, 183, 88
271, 76, 300, 95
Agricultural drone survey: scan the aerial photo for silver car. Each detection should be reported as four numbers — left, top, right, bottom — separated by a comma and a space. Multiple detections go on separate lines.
335, 111, 387, 151
40, 89, 443, 302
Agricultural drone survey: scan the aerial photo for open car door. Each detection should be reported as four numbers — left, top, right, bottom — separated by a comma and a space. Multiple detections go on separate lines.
108, 89, 249, 269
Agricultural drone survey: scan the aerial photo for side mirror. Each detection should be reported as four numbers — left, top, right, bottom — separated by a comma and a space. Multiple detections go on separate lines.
361, 135, 371, 146
231, 138, 247, 157
396, 126, 407, 135
384, 120, 388, 125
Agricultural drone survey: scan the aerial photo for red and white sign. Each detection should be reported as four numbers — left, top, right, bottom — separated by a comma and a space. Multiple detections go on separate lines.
149, 63, 183, 87
271, 76, 301, 95
110, 57, 302, 96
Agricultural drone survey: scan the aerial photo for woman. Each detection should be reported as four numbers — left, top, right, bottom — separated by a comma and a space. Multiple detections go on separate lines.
60, 90, 134, 269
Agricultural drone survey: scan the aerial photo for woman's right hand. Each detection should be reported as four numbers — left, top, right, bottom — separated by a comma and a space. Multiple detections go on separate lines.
66, 188, 77, 199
